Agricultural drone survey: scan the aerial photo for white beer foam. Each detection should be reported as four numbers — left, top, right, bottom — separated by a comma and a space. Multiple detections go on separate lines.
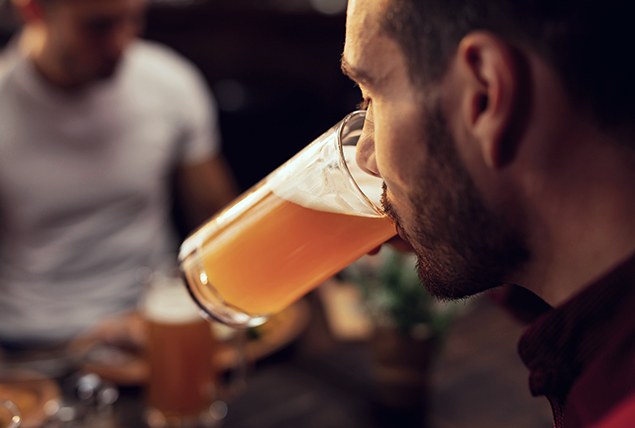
270, 144, 384, 216
143, 278, 202, 324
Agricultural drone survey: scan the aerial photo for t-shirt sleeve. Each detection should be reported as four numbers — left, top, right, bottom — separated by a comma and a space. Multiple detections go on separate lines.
178, 67, 222, 166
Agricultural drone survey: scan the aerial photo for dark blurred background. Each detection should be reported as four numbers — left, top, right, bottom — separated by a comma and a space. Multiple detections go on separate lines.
143, 0, 358, 192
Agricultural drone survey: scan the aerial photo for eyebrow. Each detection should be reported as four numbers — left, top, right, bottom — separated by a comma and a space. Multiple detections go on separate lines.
341, 56, 374, 85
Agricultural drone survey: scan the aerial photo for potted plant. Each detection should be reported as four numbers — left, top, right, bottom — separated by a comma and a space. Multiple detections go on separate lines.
343, 246, 461, 416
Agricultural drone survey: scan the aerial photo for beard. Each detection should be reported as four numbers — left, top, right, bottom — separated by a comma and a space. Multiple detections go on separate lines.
381, 102, 530, 301
61, 52, 121, 88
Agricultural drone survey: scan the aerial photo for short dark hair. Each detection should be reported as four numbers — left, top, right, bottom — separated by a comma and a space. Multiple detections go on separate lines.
382, 0, 635, 133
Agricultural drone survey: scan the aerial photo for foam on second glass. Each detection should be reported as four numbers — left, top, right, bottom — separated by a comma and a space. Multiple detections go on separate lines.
271, 145, 384, 216
143, 280, 202, 324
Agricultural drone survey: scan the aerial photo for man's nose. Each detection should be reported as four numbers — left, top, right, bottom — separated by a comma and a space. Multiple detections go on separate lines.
355, 127, 381, 177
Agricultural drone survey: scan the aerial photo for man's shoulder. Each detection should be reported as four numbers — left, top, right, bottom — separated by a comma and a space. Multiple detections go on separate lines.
0, 53, 13, 78
0, 45, 25, 112
0, 42, 20, 85
124, 39, 205, 89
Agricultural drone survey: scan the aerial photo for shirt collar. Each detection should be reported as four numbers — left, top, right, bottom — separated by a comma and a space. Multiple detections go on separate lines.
518, 252, 635, 397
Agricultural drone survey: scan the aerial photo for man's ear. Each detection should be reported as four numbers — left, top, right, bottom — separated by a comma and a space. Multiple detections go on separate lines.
11, 0, 45, 23
454, 31, 523, 169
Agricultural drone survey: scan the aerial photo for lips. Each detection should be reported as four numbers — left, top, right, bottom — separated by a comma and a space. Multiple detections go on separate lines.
396, 224, 407, 241
388, 224, 415, 252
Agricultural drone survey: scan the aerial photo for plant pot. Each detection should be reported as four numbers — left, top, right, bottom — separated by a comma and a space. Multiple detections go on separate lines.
370, 326, 437, 411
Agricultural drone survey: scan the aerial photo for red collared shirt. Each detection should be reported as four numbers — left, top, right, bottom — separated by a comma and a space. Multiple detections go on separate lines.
518, 254, 635, 428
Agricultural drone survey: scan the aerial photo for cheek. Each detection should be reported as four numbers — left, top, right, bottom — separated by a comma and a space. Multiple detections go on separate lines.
59, 28, 91, 61
374, 117, 424, 198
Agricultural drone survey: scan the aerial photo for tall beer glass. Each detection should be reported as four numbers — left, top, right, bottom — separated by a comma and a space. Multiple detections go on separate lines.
142, 274, 217, 427
179, 111, 395, 328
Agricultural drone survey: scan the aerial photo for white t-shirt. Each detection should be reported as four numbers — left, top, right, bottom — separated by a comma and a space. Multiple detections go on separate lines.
0, 39, 220, 343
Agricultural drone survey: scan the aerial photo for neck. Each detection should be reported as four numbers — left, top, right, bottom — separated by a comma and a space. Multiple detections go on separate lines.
19, 25, 79, 89
518, 127, 635, 307
18, 25, 45, 58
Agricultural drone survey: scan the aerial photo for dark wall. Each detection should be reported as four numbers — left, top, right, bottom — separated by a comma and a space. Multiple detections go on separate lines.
144, 1, 360, 191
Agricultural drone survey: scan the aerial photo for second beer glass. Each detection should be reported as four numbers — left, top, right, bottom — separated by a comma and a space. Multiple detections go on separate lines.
179, 111, 396, 328
142, 274, 217, 427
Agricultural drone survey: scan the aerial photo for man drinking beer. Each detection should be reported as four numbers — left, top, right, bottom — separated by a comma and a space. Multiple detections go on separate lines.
345, 0, 635, 426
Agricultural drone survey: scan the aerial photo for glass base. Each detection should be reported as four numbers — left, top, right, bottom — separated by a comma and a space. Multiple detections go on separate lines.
144, 402, 228, 428
179, 249, 270, 329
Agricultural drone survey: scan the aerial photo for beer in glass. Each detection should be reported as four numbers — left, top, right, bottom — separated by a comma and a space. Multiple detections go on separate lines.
142, 274, 216, 427
179, 111, 395, 328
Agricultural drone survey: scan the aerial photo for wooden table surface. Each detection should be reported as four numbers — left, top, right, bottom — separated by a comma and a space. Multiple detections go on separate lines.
173, 292, 554, 428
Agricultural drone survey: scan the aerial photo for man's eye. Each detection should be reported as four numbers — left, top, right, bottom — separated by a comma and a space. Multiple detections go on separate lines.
356, 98, 371, 111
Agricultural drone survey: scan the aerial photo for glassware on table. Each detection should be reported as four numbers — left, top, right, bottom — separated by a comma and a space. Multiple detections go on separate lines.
178, 111, 396, 328
140, 273, 220, 428
0, 400, 20, 428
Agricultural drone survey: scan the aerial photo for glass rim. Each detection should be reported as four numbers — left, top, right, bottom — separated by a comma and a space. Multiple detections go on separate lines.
336, 110, 385, 216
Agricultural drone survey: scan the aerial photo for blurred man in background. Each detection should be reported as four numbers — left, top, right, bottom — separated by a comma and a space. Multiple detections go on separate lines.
348, 0, 635, 426
0, 0, 238, 350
